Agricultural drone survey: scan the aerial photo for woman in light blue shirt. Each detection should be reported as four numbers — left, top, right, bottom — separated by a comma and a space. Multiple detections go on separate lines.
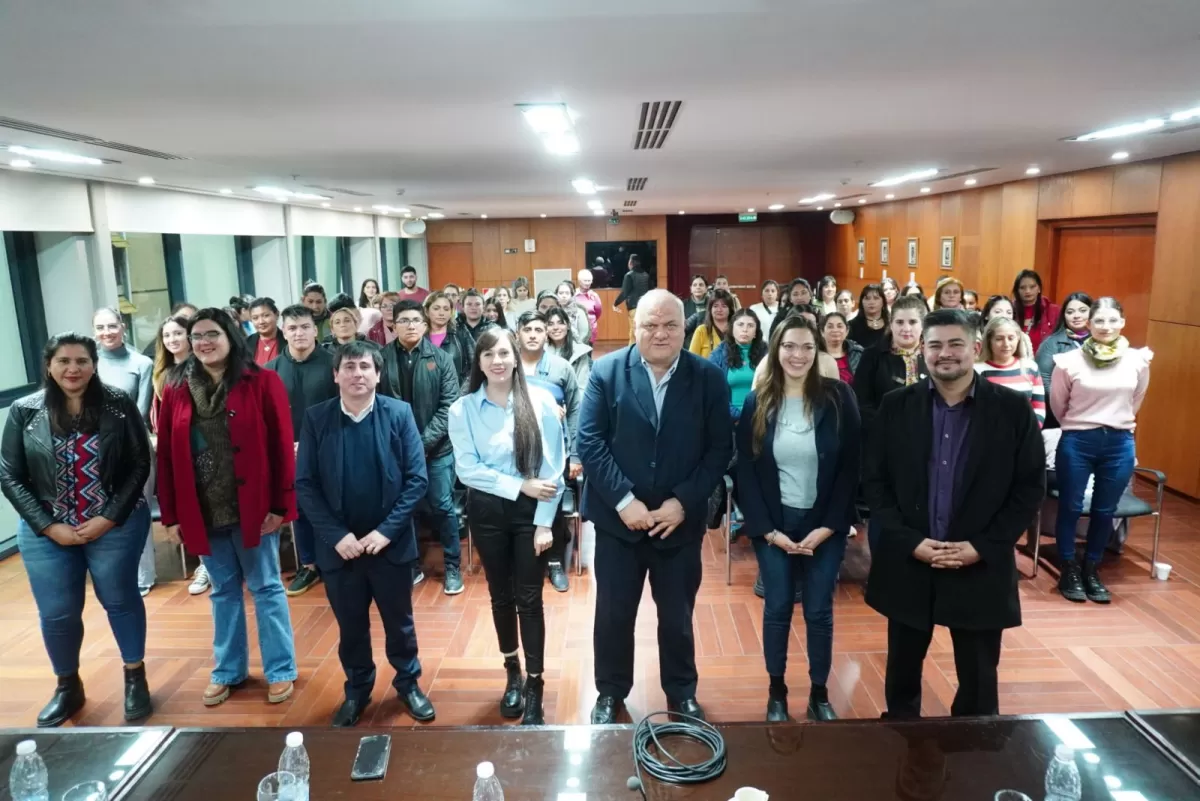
448, 327, 564, 727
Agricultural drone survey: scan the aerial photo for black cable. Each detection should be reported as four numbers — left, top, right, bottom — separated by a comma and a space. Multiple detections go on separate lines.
629, 711, 727, 799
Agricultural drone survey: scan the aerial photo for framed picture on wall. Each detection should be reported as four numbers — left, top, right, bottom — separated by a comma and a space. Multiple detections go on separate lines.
940, 236, 955, 269
907, 237, 918, 267
857, 239, 866, 264
880, 237, 890, 266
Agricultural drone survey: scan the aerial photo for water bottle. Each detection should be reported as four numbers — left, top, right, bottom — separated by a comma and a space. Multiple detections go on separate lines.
1044, 745, 1082, 801
9, 740, 49, 801
472, 761, 504, 801
278, 732, 310, 801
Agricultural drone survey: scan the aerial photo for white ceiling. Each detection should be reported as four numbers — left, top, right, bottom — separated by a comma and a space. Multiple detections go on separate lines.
2, 0, 1200, 219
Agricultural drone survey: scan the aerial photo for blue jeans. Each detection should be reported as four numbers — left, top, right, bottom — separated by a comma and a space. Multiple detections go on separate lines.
292, 513, 316, 567
751, 506, 847, 685
417, 451, 461, 569
18, 505, 151, 675
200, 527, 298, 685
1055, 428, 1136, 562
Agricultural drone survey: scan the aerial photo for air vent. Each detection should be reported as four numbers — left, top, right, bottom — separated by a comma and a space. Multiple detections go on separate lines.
932, 167, 999, 182
304, 184, 373, 197
633, 101, 682, 150
623, 200, 638, 208
626, 177, 648, 191
834, 193, 869, 201
410, 203, 444, 211
0, 116, 189, 160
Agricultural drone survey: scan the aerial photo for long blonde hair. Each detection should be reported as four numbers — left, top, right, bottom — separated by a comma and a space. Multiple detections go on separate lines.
152, 315, 192, 398
979, 316, 1035, 380
751, 316, 837, 458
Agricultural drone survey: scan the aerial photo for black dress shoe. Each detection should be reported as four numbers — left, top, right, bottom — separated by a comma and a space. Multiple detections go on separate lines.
500, 657, 524, 719
521, 676, 545, 725
668, 697, 706, 722
37, 674, 85, 728
1059, 561, 1087, 603
807, 685, 837, 721
332, 696, 369, 727
766, 681, 789, 722
590, 695, 622, 724
1082, 560, 1111, 604
124, 663, 152, 722
547, 562, 570, 593
401, 686, 436, 722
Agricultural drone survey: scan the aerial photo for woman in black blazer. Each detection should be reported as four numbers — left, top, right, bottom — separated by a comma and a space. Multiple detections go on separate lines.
736, 316, 861, 724
853, 294, 928, 434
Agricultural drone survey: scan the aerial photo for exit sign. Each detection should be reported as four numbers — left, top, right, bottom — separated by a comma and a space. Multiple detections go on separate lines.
738, 212, 758, 223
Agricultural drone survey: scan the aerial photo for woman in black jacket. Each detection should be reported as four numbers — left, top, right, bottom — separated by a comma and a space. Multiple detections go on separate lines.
853, 294, 928, 434
425, 290, 473, 383
0, 332, 153, 727
847, 283, 889, 351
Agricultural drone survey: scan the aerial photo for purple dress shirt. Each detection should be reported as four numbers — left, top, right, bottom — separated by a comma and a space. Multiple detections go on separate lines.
928, 379, 976, 542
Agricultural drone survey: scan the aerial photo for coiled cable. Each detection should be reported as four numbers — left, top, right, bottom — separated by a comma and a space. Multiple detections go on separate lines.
629, 711, 727, 799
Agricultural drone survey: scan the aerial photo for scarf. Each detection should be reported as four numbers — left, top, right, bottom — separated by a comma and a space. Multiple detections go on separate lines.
892, 344, 920, 386
1081, 336, 1128, 368
1066, 328, 1089, 343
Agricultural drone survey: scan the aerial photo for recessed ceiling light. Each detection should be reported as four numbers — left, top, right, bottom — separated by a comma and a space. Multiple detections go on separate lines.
519, 103, 573, 135
586, 199, 604, 210
870, 168, 939, 188
480, 214, 488, 219
799, 193, 835, 204
1072, 118, 1164, 141
768, 203, 785, 211
219, 188, 233, 194
964, 178, 977, 186
885, 193, 895, 199
833, 203, 842, 208
816, 206, 824, 211
920, 187, 931, 193
1025, 166, 1041, 175
572, 178, 597, 194
354, 206, 363, 212
7, 145, 102, 166
138, 176, 155, 185
320, 202, 331, 208
428, 212, 445, 219
747, 208, 755, 213
10, 159, 33, 169
1112, 151, 1130, 160
678, 210, 685, 215
540, 213, 547, 218
858, 199, 867, 204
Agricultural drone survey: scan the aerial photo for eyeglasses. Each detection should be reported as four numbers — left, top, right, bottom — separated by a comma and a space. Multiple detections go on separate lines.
395, 317, 425, 327
189, 331, 225, 343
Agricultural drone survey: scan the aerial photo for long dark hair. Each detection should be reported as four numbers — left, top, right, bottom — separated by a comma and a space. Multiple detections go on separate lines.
1054, 291, 1093, 332
484, 298, 508, 329
467, 328, 543, 477
43, 332, 104, 434
543, 306, 576, 359
782, 278, 811, 311
857, 283, 890, 325
169, 307, 258, 391
816, 274, 838, 303
981, 294, 1014, 323
722, 308, 767, 369
703, 288, 735, 341
1011, 269, 1046, 328
751, 316, 837, 458
358, 278, 379, 308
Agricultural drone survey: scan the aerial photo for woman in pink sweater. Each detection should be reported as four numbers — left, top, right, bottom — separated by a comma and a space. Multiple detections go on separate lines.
574, 268, 603, 344
1049, 296, 1151, 605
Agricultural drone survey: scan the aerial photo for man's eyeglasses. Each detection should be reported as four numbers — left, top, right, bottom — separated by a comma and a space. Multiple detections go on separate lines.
189, 331, 224, 343
395, 317, 426, 327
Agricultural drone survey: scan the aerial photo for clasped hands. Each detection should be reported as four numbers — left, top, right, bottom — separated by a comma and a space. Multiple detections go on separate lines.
913, 538, 981, 569
619, 498, 684, 539
335, 530, 392, 560
766, 527, 834, 556
44, 516, 115, 546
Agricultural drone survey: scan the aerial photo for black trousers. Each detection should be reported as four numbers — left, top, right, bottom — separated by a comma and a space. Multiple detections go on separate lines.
593, 531, 703, 702
469, 491, 547, 674
884, 618, 1003, 719
322, 554, 420, 702
546, 505, 572, 566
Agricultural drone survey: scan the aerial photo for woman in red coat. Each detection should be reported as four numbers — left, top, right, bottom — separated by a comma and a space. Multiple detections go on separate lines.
157, 308, 298, 707
1012, 269, 1060, 354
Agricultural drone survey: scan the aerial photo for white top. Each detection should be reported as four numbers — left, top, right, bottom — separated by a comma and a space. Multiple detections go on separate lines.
774, 397, 819, 510
1049, 347, 1151, 431
748, 302, 778, 334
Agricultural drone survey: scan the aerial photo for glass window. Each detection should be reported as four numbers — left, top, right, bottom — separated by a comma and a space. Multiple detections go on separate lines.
118, 233, 171, 351
0, 237, 28, 392
382, 237, 402, 291
181, 234, 239, 308
313, 236, 339, 296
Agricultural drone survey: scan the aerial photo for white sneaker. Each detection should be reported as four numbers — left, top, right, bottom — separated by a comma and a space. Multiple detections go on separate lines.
188, 564, 211, 595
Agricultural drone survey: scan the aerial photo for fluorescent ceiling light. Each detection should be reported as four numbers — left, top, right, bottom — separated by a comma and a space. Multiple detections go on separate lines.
1170, 106, 1200, 122
870, 168, 938, 188
10, 159, 33, 169
137, 177, 155, 185
428, 212, 445, 219
519, 103, 574, 135
1073, 118, 1164, 141
885, 193, 895, 199
543, 133, 580, 155
8, 145, 102, 166
920, 187, 931, 193
1043, 716, 1095, 750
586, 199, 603, 210
480, 214, 488, 219
799, 193, 835, 204
254, 186, 291, 197
1025, 166, 1041, 175
540, 213, 547, 218
964, 178, 977, 186
572, 178, 597, 194
768, 203, 785, 211
320, 202, 331, 208
219, 188, 232, 194
255, 186, 331, 201
593, 209, 605, 216
1112, 151, 1129, 160
292, 191, 329, 201
858, 199, 866, 204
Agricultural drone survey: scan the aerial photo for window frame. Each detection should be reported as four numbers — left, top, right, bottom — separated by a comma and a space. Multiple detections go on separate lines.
0, 231, 50, 408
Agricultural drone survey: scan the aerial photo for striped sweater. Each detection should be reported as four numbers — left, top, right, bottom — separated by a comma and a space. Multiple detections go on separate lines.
975, 359, 1046, 428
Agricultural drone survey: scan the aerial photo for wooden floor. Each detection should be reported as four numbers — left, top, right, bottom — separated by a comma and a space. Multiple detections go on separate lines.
1, 489, 1198, 729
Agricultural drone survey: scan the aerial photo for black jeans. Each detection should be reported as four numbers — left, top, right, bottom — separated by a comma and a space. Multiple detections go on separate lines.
593, 531, 703, 702
469, 491, 547, 674
885, 619, 1003, 719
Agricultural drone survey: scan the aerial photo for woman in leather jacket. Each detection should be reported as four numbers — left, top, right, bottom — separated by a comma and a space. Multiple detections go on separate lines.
0, 332, 153, 728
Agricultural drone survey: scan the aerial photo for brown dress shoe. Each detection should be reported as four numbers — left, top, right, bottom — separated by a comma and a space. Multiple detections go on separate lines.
203, 683, 232, 707
268, 680, 295, 704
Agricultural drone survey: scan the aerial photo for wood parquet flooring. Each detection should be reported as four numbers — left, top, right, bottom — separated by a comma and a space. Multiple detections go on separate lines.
0, 489, 1197, 728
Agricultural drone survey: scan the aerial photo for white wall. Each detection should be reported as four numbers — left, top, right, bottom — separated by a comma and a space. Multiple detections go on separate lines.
35, 232, 96, 334
290, 207, 374, 238
251, 236, 291, 305
105, 185, 286, 236
406, 237, 429, 288
181, 234, 239, 308
0, 169, 93, 232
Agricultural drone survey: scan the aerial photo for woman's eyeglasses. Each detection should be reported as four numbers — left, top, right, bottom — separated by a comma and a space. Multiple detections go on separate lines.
189, 331, 225, 343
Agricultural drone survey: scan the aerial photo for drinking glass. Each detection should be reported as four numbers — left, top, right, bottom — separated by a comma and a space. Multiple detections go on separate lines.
257, 771, 298, 801
62, 782, 108, 801
994, 792, 1032, 801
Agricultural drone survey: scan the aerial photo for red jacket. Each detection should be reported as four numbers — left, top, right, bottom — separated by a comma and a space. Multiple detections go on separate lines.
156, 366, 297, 556
1020, 296, 1060, 354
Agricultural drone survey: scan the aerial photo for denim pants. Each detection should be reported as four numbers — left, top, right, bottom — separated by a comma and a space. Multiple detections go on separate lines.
751, 506, 847, 685
1055, 427, 1136, 562
18, 504, 152, 675
199, 527, 298, 685
416, 451, 460, 569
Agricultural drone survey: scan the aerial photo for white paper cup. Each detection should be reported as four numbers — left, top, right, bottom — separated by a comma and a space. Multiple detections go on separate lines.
1153, 562, 1172, 581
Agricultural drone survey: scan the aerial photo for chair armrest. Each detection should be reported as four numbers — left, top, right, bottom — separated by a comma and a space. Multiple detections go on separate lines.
1134, 466, 1167, 486
723, 475, 733, 493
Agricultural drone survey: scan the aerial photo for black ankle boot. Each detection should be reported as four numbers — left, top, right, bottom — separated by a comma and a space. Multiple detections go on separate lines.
807, 684, 837, 721
521, 675, 545, 725
124, 663, 152, 721
1082, 560, 1111, 604
37, 674, 85, 728
1058, 561, 1087, 603
766, 678, 788, 723
500, 657, 524, 719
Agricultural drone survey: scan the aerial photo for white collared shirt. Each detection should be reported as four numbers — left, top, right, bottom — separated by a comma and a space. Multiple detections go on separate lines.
640, 353, 681, 421
340, 394, 376, 424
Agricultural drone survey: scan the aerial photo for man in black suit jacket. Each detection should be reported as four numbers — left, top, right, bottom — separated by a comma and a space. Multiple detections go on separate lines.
295, 341, 433, 727
865, 309, 1044, 719
578, 289, 733, 724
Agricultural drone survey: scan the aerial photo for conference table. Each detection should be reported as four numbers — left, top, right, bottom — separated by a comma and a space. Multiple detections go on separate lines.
3, 712, 1199, 800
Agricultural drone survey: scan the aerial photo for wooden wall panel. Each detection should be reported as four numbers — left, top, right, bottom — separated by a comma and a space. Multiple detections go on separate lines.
715, 227, 763, 292
976, 186, 1005, 294
498, 220, 531, 283
1000, 180, 1039, 282
1111, 162, 1162, 215
572, 218, 608, 271
1138, 320, 1200, 498
1070, 169, 1116, 219
471, 221, 502, 289
760, 226, 796, 287
427, 242, 474, 291
1149, 151, 1200, 326
529, 217, 576, 270
425, 219, 474, 244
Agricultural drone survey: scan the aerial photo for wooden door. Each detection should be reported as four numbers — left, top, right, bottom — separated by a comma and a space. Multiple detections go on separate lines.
1052, 225, 1155, 346
428, 242, 474, 291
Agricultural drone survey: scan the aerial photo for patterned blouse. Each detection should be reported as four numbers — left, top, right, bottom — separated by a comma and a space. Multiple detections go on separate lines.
51, 431, 107, 526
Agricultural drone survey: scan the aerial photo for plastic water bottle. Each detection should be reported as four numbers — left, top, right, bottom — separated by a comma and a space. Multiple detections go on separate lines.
472, 761, 504, 801
278, 732, 310, 801
9, 740, 49, 801
1045, 745, 1082, 801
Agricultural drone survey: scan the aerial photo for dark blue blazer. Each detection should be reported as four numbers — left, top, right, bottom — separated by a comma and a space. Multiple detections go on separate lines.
295, 395, 429, 573
734, 380, 861, 539
578, 346, 733, 548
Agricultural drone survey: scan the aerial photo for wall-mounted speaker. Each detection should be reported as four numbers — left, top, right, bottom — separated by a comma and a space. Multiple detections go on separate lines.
830, 209, 856, 225
401, 219, 427, 236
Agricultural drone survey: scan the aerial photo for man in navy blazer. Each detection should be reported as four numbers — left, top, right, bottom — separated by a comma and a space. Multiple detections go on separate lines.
578, 289, 733, 724
295, 341, 433, 727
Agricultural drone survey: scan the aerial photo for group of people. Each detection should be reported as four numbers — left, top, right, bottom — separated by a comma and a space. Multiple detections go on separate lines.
0, 260, 1150, 730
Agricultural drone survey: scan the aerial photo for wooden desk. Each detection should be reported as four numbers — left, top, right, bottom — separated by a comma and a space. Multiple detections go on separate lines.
0, 727, 171, 801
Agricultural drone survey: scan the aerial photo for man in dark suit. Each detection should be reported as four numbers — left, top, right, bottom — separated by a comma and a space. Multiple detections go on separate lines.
579, 289, 733, 724
295, 340, 433, 727
865, 308, 1044, 719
